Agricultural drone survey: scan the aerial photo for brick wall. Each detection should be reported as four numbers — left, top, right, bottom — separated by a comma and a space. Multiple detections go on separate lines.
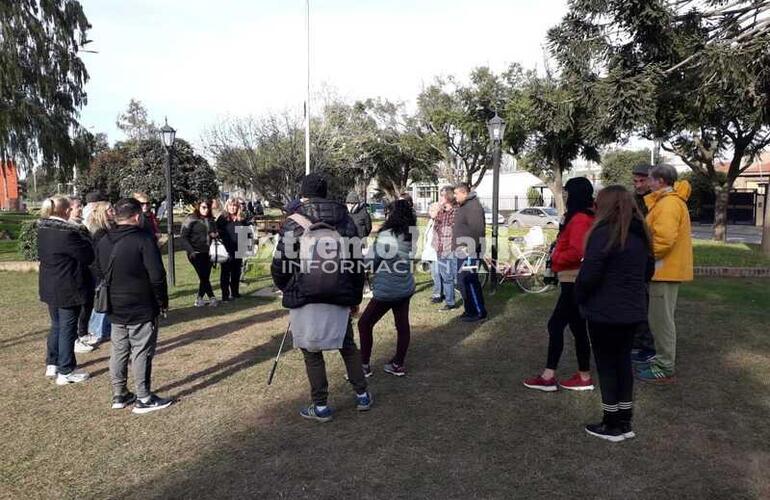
0, 162, 20, 211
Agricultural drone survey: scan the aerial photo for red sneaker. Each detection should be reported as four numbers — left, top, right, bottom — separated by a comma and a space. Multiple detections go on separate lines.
559, 373, 595, 391
523, 375, 558, 392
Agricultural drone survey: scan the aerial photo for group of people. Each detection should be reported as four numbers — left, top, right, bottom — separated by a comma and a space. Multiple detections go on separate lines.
37, 164, 692, 440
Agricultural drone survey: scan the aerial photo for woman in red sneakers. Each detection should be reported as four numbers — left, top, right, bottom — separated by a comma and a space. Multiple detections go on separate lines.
523, 177, 595, 393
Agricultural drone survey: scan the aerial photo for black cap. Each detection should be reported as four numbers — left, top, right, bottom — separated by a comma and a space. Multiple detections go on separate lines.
299, 173, 328, 198
632, 163, 651, 177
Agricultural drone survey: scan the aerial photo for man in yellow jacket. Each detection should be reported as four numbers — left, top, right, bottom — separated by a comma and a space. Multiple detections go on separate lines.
638, 164, 693, 383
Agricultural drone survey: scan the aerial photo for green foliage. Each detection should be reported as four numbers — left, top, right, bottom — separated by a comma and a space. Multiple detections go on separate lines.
0, 0, 91, 173
526, 187, 543, 206
116, 99, 159, 141
18, 220, 38, 261
600, 149, 651, 187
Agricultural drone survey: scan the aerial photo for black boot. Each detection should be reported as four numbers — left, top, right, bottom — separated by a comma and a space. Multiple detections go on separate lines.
585, 410, 625, 442
618, 405, 635, 439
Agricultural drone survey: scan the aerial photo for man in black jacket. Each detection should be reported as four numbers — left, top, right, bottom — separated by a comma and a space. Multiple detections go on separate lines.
345, 192, 372, 239
95, 198, 172, 414
631, 163, 656, 363
453, 183, 488, 322
271, 174, 372, 423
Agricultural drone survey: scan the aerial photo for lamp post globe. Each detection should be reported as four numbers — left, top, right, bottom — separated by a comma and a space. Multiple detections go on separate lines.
487, 112, 506, 143
160, 118, 176, 149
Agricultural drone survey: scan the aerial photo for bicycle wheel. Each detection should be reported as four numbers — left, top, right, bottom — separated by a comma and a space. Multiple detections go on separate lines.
513, 249, 552, 294
477, 259, 490, 289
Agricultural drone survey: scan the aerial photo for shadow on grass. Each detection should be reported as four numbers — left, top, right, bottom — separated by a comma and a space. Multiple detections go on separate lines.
115, 278, 770, 499
0, 329, 48, 349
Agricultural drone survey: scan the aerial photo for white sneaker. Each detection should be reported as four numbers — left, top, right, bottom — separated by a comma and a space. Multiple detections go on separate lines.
56, 369, 90, 385
208, 298, 219, 307
194, 297, 206, 307
74, 338, 95, 353
80, 334, 100, 346
45, 365, 58, 378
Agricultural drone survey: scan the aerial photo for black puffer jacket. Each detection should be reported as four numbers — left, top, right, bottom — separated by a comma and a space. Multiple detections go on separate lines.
348, 203, 372, 239
216, 215, 247, 257
575, 219, 655, 324
271, 198, 365, 309
180, 215, 215, 256
37, 218, 95, 308
95, 225, 168, 325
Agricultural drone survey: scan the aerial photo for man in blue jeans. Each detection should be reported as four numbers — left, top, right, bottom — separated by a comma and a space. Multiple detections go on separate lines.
452, 183, 487, 322
431, 185, 459, 311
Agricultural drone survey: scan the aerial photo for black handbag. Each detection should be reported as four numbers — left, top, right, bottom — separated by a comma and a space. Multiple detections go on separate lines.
94, 244, 119, 314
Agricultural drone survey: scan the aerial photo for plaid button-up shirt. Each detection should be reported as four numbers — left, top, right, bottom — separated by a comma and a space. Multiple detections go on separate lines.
432, 203, 456, 257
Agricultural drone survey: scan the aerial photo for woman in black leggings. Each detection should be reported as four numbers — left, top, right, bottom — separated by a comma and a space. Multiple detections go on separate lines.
180, 200, 219, 307
358, 200, 416, 377
576, 186, 654, 442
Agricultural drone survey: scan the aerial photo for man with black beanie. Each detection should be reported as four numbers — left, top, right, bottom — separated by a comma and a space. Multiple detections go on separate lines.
271, 173, 372, 422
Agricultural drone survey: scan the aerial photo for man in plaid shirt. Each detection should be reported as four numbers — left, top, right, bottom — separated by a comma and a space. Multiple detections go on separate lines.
430, 186, 459, 311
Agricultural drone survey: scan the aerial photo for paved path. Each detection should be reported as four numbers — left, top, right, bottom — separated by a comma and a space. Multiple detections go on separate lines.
691, 224, 762, 244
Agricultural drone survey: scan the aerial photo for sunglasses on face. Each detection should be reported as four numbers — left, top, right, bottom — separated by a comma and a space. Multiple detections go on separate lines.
200, 206, 209, 210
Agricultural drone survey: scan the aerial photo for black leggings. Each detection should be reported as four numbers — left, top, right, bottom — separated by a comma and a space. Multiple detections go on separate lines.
189, 253, 214, 298
588, 321, 636, 409
220, 258, 242, 299
358, 297, 411, 366
546, 282, 591, 371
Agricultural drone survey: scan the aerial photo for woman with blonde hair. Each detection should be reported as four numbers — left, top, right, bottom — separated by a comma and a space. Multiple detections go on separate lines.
82, 201, 116, 346
37, 195, 95, 384
216, 197, 247, 300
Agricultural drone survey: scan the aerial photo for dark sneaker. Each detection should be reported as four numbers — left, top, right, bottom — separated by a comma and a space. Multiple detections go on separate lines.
300, 404, 334, 423
132, 394, 173, 414
631, 349, 656, 364
383, 362, 406, 377
362, 364, 373, 378
461, 314, 488, 323
430, 296, 444, 304
439, 304, 459, 311
636, 365, 676, 384
112, 392, 136, 410
356, 392, 374, 411
585, 422, 626, 442
523, 375, 558, 392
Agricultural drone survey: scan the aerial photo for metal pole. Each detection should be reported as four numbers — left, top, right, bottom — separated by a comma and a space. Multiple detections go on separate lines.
304, 0, 311, 176
164, 146, 176, 287
490, 141, 501, 294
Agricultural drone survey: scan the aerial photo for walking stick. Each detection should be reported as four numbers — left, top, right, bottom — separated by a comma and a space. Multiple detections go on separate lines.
267, 323, 291, 385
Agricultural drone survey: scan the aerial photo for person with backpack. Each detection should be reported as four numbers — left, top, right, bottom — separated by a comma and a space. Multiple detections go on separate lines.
216, 198, 247, 301
271, 173, 372, 423
38, 195, 94, 384
523, 177, 595, 392
576, 186, 655, 442
346, 192, 372, 240
180, 199, 219, 307
95, 198, 172, 413
357, 199, 416, 377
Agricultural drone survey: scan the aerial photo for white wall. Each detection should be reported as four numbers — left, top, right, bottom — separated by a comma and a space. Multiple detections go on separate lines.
475, 171, 553, 212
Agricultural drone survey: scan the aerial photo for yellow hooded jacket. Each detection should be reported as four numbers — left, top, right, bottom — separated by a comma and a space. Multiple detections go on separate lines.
644, 181, 694, 282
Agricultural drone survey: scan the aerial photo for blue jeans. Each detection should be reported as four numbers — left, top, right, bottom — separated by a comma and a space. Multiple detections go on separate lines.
437, 258, 457, 306
457, 257, 487, 318
431, 260, 443, 298
88, 310, 112, 341
46, 305, 80, 374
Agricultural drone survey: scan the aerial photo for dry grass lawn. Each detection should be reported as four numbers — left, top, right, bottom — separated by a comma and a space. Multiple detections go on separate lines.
1, 256, 769, 499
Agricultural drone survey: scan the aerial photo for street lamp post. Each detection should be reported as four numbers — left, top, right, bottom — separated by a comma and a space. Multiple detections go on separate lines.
160, 118, 177, 287
487, 113, 506, 294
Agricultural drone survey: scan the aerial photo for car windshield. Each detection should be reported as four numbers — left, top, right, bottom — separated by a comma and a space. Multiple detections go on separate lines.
543, 208, 558, 216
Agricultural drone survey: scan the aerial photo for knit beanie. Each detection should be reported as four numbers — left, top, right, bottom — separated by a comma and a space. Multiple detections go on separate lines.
299, 173, 328, 198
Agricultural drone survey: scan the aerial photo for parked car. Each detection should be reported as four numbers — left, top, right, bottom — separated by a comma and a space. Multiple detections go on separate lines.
507, 206, 560, 228
369, 202, 386, 219
484, 208, 506, 225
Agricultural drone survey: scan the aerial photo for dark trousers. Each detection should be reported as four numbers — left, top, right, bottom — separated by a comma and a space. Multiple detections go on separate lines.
358, 297, 412, 366
189, 253, 214, 298
301, 322, 367, 406
457, 257, 487, 318
78, 295, 93, 337
588, 321, 636, 415
633, 289, 656, 354
546, 282, 591, 371
46, 305, 80, 374
220, 258, 243, 299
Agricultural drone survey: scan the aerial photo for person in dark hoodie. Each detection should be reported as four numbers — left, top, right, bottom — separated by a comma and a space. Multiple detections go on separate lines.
523, 177, 595, 392
271, 173, 372, 423
38, 195, 95, 385
575, 185, 655, 442
346, 192, 372, 240
452, 183, 487, 322
95, 198, 172, 414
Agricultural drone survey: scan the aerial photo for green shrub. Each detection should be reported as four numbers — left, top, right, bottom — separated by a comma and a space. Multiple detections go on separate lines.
18, 220, 39, 261
527, 187, 543, 206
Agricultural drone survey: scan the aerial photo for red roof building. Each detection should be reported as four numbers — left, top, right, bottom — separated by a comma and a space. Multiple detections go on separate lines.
0, 161, 20, 211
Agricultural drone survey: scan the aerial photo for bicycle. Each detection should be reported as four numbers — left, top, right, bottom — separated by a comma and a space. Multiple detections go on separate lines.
474, 236, 553, 294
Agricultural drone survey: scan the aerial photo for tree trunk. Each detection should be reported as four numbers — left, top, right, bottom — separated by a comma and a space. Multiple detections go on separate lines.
549, 164, 566, 216
712, 182, 731, 242
761, 187, 770, 255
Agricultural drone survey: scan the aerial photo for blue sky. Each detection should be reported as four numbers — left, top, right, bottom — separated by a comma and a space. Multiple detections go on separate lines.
78, 0, 568, 148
